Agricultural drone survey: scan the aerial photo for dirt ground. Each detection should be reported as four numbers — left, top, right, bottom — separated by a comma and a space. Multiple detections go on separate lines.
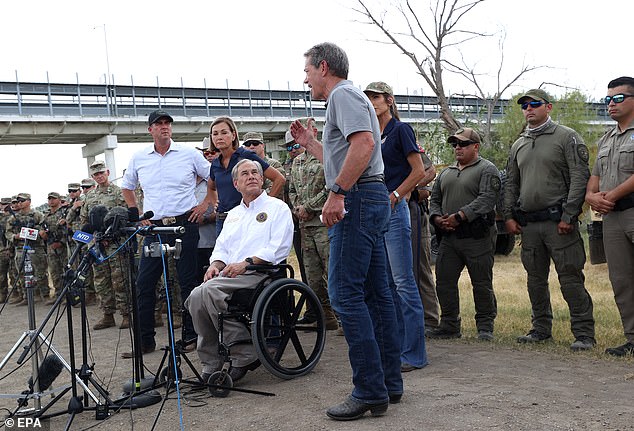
1, 297, 633, 431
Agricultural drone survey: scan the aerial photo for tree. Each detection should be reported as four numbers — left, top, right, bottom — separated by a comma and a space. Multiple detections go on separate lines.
354, 0, 542, 146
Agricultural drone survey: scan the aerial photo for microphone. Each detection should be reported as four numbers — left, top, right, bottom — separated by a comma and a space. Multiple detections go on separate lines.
139, 210, 154, 221
28, 355, 63, 392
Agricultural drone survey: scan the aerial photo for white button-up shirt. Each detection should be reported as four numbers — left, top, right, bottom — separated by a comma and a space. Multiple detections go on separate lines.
211, 191, 293, 265
121, 141, 210, 219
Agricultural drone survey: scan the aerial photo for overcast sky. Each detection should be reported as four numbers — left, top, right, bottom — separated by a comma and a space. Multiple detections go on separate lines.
2, 0, 632, 204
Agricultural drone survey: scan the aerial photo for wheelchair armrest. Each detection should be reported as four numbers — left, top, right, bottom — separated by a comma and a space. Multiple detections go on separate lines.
246, 262, 294, 279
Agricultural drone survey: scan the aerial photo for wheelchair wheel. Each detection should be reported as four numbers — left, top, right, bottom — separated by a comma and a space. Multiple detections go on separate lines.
207, 371, 233, 398
251, 279, 326, 380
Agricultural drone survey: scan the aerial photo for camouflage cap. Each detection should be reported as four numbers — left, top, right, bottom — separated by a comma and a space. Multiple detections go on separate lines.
148, 109, 173, 126
364, 81, 393, 96
68, 182, 81, 191
81, 178, 96, 188
517, 89, 551, 104
1, 197, 11, 205
89, 160, 107, 175
242, 131, 264, 144
60, 195, 69, 202
11, 195, 18, 203
448, 128, 481, 144
17, 192, 31, 200
47, 192, 61, 199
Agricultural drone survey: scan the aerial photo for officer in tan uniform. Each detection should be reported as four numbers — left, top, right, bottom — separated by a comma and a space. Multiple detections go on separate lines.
80, 161, 130, 329
288, 131, 338, 330
504, 89, 595, 351
586, 76, 634, 357
41, 192, 68, 304
5, 193, 49, 304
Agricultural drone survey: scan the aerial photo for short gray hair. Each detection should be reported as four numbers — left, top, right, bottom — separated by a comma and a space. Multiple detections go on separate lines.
231, 159, 263, 181
304, 42, 348, 79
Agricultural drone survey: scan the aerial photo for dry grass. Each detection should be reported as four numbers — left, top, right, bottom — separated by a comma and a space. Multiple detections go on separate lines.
456, 246, 629, 359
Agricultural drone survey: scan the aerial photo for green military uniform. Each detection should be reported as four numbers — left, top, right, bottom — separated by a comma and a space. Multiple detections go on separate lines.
289, 151, 337, 327
80, 182, 130, 317
430, 155, 500, 335
42, 194, 69, 299
264, 156, 285, 199
504, 119, 594, 340
592, 117, 634, 345
0, 199, 17, 301
66, 186, 96, 299
5, 198, 49, 301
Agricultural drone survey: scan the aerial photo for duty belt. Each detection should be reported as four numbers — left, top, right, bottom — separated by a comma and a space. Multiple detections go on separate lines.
151, 211, 192, 226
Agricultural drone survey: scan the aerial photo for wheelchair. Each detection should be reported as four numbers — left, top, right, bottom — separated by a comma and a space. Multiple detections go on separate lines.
159, 263, 327, 397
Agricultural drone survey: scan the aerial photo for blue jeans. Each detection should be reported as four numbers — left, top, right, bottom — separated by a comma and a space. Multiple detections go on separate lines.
136, 220, 199, 348
385, 199, 427, 368
328, 182, 402, 404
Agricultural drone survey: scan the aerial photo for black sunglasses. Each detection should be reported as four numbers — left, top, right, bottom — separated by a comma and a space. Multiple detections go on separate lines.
16, 198, 26, 203
81, 185, 91, 189
604, 94, 634, 105
243, 141, 262, 147
520, 101, 546, 110
450, 141, 476, 148
68, 189, 79, 193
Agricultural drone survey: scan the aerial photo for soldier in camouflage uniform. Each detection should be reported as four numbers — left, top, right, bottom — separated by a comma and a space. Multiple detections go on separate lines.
429, 129, 500, 341
5, 193, 49, 305
504, 89, 595, 351
288, 134, 338, 330
41, 192, 68, 305
242, 132, 286, 199
66, 180, 97, 305
80, 161, 130, 330
0, 197, 18, 303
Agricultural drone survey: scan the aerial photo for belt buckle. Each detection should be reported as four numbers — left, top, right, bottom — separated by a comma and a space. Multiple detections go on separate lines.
161, 216, 176, 225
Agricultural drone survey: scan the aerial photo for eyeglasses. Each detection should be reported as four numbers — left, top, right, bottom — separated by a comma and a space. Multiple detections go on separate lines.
520, 101, 546, 110
287, 144, 301, 151
604, 94, 634, 105
81, 185, 91, 189
47, 196, 58, 200
450, 141, 476, 148
16, 198, 26, 203
68, 189, 79, 193
243, 141, 262, 147
203, 149, 218, 156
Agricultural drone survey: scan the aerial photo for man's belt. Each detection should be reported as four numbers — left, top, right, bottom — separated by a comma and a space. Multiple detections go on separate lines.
151, 211, 192, 226
523, 204, 563, 223
613, 193, 634, 212
217, 212, 228, 221
356, 174, 385, 185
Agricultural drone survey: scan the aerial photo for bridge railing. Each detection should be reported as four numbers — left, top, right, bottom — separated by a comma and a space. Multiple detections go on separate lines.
0, 80, 609, 122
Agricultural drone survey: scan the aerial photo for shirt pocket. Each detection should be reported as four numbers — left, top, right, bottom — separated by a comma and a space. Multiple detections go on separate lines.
596, 145, 611, 177
619, 138, 634, 174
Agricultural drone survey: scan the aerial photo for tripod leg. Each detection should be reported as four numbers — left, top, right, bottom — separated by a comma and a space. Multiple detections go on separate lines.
0, 331, 30, 371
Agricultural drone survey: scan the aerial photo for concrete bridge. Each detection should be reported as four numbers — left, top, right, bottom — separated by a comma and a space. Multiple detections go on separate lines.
0, 79, 610, 175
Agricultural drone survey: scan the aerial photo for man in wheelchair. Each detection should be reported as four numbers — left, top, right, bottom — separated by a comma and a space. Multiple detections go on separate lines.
185, 159, 294, 383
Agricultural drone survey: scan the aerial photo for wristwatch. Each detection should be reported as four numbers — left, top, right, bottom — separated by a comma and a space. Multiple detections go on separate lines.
245, 257, 254, 265
392, 190, 401, 200
330, 183, 348, 196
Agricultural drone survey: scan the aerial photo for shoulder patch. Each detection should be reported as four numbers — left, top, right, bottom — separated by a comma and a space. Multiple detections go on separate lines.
490, 175, 501, 192
577, 144, 589, 163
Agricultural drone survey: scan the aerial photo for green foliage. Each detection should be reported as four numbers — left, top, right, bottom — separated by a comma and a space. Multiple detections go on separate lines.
412, 121, 455, 165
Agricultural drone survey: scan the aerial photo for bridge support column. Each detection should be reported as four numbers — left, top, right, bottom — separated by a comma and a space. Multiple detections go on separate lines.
81, 135, 118, 181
